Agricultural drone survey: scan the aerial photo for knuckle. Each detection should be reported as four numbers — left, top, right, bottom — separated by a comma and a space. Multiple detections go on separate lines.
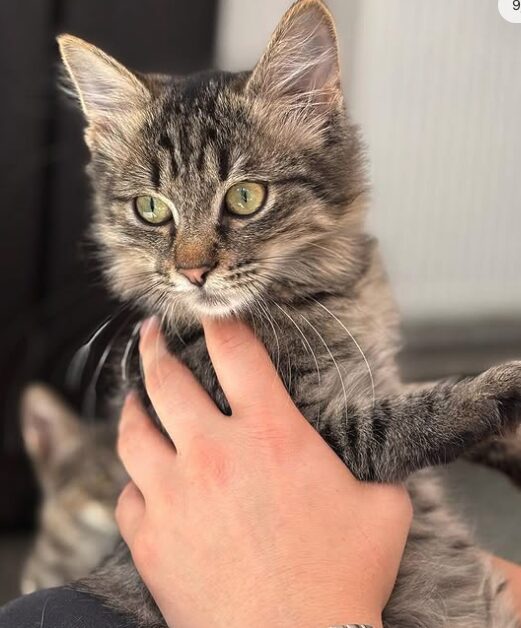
114, 494, 125, 524
246, 420, 294, 457
117, 419, 144, 462
143, 356, 180, 402
188, 434, 232, 485
119, 398, 137, 433
395, 489, 413, 523
115, 484, 134, 525
384, 485, 413, 522
117, 426, 132, 461
143, 359, 165, 394
243, 407, 303, 460
214, 322, 260, 360
157, 485, 177, 512
141, 338, 173, 379
365, 483, 412, 521
132, 528, 156, 566
121, 393, 135, 417
218, 333, 248, 358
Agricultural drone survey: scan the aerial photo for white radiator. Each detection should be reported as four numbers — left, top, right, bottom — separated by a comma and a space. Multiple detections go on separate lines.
217, 0, 521, 323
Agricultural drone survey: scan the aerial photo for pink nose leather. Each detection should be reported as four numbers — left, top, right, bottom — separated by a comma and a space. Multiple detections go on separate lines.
178, 266, 212, 287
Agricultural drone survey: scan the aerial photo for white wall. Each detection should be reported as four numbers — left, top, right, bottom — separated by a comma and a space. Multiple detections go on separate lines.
217, 1, 521, 322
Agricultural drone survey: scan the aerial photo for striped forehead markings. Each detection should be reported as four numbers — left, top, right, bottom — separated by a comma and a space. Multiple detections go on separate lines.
159, 132, 180, 178
149, 158, 161, 189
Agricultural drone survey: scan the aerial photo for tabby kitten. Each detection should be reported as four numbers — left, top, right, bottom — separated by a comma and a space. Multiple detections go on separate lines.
20, 385, 124, 593
58, 0, 521, 626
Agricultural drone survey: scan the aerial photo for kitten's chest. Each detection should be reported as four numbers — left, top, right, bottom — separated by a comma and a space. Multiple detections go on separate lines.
140, 324, 384, 431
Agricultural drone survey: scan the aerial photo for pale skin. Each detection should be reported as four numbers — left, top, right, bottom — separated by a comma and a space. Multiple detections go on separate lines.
116, 316, 521, 628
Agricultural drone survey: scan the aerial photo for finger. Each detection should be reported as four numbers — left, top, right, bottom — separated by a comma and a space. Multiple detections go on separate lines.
489, 555, 521, 617
118, 392, 175, 493
202, 317, 289, 413
362, 482, 412, 556
115, 481, 145, 547
139, 317, 219, 447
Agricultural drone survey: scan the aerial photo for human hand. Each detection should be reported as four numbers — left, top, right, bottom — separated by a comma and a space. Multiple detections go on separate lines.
116, 317, 412, 628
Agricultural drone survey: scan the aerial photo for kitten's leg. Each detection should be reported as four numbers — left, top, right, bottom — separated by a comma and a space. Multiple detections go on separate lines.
405, 381, 521, 487
323, 362, 521, 483
464, 429, 521, 488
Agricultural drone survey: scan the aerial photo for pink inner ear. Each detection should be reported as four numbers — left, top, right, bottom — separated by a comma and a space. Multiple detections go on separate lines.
248, 1, 340, 108
288, 8, 338, 92
23, 412, 53, 461
58, 35, 149, 123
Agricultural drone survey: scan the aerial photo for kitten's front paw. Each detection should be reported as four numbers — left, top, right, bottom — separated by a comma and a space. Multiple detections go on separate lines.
473, 361, 521, 425
467, 428, 521, 489
493, 431, 521, 488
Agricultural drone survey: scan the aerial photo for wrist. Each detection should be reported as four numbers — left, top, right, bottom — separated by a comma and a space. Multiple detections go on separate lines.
278, 584, 384, 628
287, 601, 382, 628
329, 621, 382, 628
326, 608, 383, 628
332, 617, 382, 628
229, 600, 383, 628
329, 624, 381, 628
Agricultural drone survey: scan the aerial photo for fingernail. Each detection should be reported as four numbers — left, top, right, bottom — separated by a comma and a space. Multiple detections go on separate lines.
124, 390, 138, 405
121, 391, 137, 417
140, 316, 158, 339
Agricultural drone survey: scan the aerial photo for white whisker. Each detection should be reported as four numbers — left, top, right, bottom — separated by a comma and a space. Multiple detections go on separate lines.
272, 301, 322, 430
121, 321, 142, 384
293, 305, 348, 427
306, 241, 351, 264
67, 314, 118, 390
309, 297, 376, 409
256, 296, 282, 379
84, 313, 132, 416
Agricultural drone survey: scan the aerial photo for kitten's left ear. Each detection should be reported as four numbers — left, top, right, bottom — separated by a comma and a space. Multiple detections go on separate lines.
246, 0, 342, 115
57, 34, 150, 129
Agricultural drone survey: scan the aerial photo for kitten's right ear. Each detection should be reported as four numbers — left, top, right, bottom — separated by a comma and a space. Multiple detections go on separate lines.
57, 35, 149, 127
246, 0, 342, 119
20, 384, 83, 470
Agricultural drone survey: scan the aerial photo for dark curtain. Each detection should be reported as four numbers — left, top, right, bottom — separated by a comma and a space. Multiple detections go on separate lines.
0, 0, 218, 528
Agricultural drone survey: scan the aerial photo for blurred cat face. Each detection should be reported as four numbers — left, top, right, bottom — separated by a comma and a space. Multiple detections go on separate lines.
20, 385, 125, 592
59, 0, 367, 322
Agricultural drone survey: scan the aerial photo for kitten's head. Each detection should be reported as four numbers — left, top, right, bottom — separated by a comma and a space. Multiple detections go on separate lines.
59, 0, 368, 323
20, 385, 124, 592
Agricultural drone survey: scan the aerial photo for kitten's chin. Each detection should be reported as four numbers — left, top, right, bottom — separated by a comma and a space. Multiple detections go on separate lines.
180, 287, 255, 319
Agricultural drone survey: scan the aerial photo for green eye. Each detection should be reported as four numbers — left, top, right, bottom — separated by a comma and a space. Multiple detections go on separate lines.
225, 182, 267, 216
134, 195, 173, 225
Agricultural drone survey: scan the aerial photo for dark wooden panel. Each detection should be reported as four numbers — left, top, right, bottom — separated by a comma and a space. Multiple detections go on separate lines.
0, 0, 218, 529
0, 0, 55, 529
0, 2, 51, 306
0, 1, 53, 323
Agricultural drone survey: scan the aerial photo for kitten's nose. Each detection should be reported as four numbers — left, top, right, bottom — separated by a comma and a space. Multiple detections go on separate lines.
177, 265, 212, 287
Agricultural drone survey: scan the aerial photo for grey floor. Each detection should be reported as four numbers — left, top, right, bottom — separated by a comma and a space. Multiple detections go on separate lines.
443, 461, 521, 563
0, 460, 520, 607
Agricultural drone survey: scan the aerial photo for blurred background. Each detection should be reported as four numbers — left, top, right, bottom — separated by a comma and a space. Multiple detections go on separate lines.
0, 0, 520, 605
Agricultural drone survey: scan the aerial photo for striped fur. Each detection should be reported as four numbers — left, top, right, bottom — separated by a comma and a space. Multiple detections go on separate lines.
58, 1, 521, 626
